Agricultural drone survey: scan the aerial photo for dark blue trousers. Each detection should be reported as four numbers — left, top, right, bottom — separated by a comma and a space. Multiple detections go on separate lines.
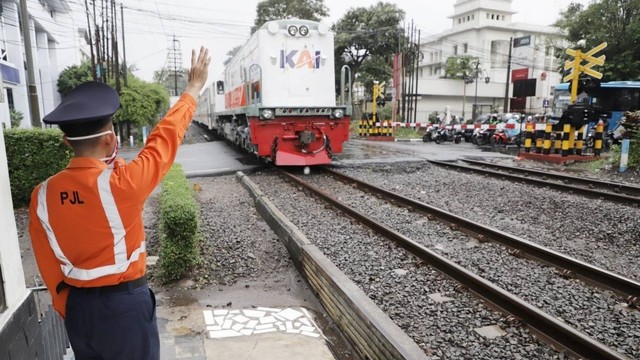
64, 283, 160, 360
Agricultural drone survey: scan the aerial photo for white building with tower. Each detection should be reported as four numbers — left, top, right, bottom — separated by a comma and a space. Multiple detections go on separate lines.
411, 0, 567, 122
0, 0, 91, 129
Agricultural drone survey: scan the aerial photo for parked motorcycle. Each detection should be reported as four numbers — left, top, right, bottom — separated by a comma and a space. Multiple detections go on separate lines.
471, 128, 496, 146
490, 129, 521, 147
422, 125, 439, 142
434, 127, 462, 144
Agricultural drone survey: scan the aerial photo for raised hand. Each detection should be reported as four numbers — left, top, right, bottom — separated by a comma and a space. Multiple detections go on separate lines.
184, 46, 211, 99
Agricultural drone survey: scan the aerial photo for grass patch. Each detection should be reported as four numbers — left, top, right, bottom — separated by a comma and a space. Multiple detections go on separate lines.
393, 127, 422, 139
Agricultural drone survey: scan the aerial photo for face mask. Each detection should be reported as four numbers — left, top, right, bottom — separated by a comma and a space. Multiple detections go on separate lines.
99, 135, 118, 165
66, 129, 119, 165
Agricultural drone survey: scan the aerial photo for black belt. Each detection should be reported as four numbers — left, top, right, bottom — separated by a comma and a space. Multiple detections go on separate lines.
56, 276, 147, 294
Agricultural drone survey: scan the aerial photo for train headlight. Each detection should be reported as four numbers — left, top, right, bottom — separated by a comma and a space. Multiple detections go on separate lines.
332, 109, 344, 119
287, 25, 298, 37
261, 109, 275, 119
299, 25, 309, 36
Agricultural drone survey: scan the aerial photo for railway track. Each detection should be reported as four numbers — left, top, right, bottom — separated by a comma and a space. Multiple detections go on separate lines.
427, 159, 640, 206
266, 168, 636, 359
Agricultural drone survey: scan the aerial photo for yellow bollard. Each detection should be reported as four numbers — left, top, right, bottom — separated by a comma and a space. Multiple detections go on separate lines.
576, 125, 585, 156
524, 123, 533, 153
561, 124, 571, 157
568, 125, 576, 155
594, 121, 604, 156
543, 123, 552, 155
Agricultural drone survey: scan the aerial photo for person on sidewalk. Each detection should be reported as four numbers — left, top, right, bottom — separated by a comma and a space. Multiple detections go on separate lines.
29, 47, 210, 360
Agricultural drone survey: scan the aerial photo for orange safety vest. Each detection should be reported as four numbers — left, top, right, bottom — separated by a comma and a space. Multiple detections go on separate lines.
29, 94, 196, 318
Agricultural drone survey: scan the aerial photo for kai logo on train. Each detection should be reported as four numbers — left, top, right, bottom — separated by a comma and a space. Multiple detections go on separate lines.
280, 50, 322, 69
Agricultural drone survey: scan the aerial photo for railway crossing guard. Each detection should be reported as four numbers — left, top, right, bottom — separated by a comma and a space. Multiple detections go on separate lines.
520, 42, 608, 163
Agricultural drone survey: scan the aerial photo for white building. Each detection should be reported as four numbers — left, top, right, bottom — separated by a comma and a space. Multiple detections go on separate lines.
411, 0, 566, 122
1, 0, 91, 129
1, 1, 87, 356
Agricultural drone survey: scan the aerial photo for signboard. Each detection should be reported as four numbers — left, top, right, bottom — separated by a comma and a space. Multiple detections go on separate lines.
513, 35, 531, 48
513, 79, 537, 97
511, 68, 529, 82
512, 35, 535, 68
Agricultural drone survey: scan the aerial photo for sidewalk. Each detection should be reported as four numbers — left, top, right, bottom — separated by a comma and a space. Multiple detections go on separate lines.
154, 277, 340, 360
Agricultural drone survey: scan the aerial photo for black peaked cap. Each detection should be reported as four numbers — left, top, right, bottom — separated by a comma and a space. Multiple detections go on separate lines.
43, 81, 120, 125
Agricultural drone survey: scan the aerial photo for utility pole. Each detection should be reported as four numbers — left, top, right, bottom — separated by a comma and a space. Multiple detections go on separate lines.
406, 21, 414, 122
401, 22, 407, 123
503, 37, 513, 113
473, 59, 480, 120
168, 35, 182, 96
112, 0, 120, 93
413, 29, 421, 124
84, 0, 97, 81
19, 0, 41, 127
121, 3, 128, 87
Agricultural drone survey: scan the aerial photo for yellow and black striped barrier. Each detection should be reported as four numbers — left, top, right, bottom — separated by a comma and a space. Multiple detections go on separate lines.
594, 122, 604, 156
575, 125, 585, 156
561, 124, 571, 157
543, 123, 552, 155
554, 132, 562, 154
524, 123, 533, 153
535, 129, 544, 154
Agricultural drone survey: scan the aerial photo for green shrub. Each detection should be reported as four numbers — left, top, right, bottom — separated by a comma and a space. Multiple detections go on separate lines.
4, 129, 73, 208
10, 109, 23, 128
158, 164, 201, 283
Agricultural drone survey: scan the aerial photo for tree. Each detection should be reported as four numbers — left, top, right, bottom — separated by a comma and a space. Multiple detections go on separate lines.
153, 68, 189, 97
223, 46, 242, 66
333, 2, 405, 81
57, 62, 93, 97
444, 55, 479, 80
556, 0, 640, 81
10, 108, 23, 128
114, 77, 169, 130
253, 0, 328, 33
444, 55, 480, 119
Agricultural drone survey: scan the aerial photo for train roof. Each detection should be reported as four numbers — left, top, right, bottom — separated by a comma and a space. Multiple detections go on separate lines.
554, 80, 640, 90
259, 19, 325, 31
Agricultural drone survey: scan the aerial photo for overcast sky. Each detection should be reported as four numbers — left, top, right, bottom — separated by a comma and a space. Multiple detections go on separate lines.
120, 0, 592, 83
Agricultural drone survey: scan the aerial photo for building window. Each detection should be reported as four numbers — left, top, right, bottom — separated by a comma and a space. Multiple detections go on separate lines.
7, 89, 15, 110
472, 14, 475, 20
453, 45, 458, 55
491, 14, 495, 20
502, 15, 505, 21
0, 267, 6, 314
463, 43, 468, 53
545, 46, 554, 56
467, 16, 470, 21
487, 13, 490, 19
458, 18, 461, 24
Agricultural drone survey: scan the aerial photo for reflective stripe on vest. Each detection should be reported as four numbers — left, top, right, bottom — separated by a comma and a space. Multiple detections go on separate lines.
36, 169, 146, 281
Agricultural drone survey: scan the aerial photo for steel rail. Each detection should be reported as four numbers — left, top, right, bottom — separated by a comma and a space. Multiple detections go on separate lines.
322, 167, 640, 303
278, 169, 628, 360
428, 160, 640, 206
461, 158, 640, 198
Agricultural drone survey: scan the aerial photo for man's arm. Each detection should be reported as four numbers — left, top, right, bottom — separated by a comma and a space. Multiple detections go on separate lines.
120, 47, 211, 200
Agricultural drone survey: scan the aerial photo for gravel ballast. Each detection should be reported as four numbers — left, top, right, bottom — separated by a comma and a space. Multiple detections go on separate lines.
250, 171, 562, 359
303, 168, 639, 358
